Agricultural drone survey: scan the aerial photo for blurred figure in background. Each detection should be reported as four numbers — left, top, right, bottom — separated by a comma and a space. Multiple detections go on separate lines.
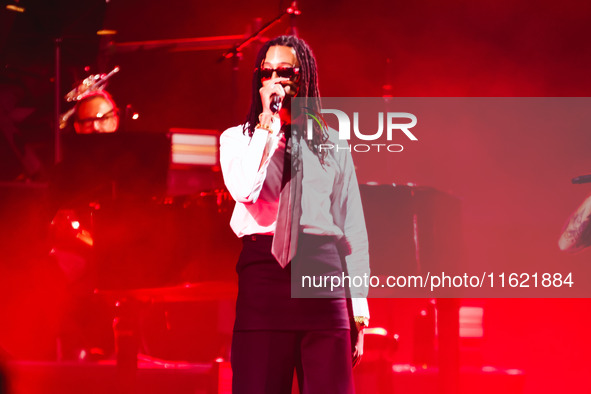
72, 90, 119, 134
49, 90, 121, 361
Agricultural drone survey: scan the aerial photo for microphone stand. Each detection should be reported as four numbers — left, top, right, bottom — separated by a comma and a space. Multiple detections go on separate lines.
572, 174, 591, 184
54, 38, 62, 164
217, 1, 301, 62
217, 1, 300, 124
105, 2, 302, 128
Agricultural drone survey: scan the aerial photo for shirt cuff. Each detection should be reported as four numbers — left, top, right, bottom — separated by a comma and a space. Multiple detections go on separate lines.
255, 116, 281, 137
351, 297, 370, 320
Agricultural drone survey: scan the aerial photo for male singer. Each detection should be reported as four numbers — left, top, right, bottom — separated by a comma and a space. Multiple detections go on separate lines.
220, 35, 370, 393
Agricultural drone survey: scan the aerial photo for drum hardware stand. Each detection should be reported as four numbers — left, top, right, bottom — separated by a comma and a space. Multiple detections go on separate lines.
105, 2, 301, 126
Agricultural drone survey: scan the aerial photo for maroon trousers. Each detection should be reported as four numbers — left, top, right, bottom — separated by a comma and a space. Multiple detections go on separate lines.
231, 234, 354, 393
231, 329, 353, 394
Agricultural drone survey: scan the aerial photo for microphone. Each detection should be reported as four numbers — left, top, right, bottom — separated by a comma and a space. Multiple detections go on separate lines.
270, 94, 282, 114
572, 174, 591, 184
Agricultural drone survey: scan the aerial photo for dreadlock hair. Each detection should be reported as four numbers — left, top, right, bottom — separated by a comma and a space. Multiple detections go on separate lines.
243, 35, 328, 163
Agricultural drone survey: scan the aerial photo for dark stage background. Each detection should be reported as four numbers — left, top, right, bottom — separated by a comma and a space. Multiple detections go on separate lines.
2, 0, 591, 393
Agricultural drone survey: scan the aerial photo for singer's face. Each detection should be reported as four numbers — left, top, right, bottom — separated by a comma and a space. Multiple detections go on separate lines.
261, 45, 300, 98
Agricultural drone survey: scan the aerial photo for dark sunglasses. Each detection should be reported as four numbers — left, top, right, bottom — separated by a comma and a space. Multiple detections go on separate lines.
259, 67, 300, 80
75, 109, 119, 127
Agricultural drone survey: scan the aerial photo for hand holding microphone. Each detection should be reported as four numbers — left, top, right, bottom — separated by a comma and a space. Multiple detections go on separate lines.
256, 80, 286, 136
260, 77, 290, 116
270, 94, 283, 113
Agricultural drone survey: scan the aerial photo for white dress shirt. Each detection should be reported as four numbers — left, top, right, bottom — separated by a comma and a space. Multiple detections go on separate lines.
219, 120, 370, 319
